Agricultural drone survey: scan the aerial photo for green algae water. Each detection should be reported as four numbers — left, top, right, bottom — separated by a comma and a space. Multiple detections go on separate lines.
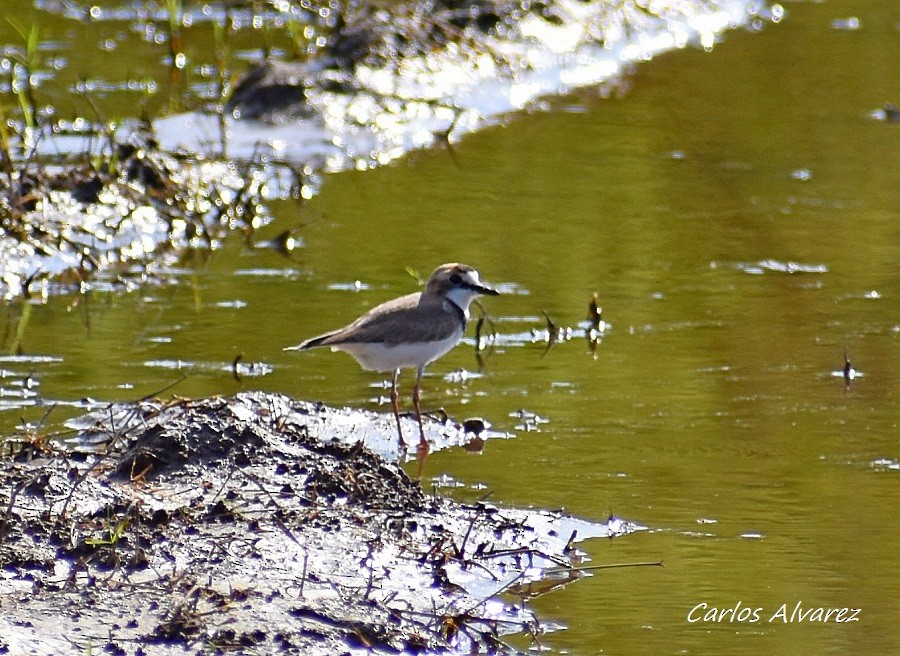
2, 0, 898, 654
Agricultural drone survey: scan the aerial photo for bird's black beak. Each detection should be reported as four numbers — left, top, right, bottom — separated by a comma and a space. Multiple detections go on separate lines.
469, 282, 499, 296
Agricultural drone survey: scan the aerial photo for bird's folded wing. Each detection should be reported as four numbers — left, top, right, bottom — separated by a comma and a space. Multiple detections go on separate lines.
328, 297, 461, 345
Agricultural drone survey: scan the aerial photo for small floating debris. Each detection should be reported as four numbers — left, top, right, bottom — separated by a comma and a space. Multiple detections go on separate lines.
142, 358, 273, 377
233, 267, 302, 279
511, 408, 550, 432
461, 417, 489, 436
327, 280, 371, 292
831, 16, 861, 31
697, 364, 732, 374
456, 417, 511, 452
836, 289, 883, 302
871, 458, 899, 471
0, 354, 63, 364
430, 473, 468, 489
869, 103, 899, 122
254, 229, 304, 254
472, 305, 498, 358
533, 311, 574, 355
589, 292, 603, 331
733, 259, 829, 275
0, 387, 39, 401
443, 369, 484, 384
791, 168, 813, 181
832, 349, 862, 389
493, 282, 531, 295
585, 292, 609, 356
214, 299, 248, 309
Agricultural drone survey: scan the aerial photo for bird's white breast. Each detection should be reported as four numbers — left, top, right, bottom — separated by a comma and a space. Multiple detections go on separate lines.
333, 326, 464, 372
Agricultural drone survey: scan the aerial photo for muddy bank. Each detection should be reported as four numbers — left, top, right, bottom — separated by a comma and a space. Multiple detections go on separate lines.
1, 0, 768, 300
0, 130, 281, 301
165, 0, 762, 168
0, 391, 637, 655
223, 0, 756, 123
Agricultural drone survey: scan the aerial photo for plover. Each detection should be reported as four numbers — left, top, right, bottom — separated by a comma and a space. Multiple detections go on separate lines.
285, 263, 499, 452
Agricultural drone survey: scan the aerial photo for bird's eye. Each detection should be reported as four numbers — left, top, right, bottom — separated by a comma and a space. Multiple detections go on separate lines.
449, 273, 463, 285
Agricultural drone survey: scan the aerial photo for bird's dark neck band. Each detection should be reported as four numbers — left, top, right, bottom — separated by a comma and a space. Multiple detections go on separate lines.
445, 298, 467, 327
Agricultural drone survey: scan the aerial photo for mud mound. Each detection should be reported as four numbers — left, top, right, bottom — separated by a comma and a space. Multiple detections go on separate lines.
0, 392, 636, 655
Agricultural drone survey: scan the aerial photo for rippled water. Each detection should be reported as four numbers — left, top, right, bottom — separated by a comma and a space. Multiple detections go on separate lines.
2, 1, 898, 654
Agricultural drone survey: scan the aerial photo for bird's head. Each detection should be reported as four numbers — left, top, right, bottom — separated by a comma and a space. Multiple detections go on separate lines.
427, 263, 499, 314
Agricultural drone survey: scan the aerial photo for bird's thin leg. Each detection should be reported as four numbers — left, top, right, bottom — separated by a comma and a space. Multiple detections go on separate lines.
390, 369, 405, 448
413, 366, 429, 454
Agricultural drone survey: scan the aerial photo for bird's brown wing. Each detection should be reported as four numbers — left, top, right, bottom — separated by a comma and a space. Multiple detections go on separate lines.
314, 292, 463, 346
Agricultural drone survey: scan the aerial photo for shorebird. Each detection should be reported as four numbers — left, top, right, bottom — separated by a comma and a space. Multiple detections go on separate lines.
285, 263, 499, 452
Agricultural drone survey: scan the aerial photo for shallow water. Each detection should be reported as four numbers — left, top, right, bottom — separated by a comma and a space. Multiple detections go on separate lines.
2, 0, 899, 654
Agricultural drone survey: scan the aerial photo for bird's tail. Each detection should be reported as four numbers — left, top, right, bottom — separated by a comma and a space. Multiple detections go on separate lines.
283, 333, 335, 351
